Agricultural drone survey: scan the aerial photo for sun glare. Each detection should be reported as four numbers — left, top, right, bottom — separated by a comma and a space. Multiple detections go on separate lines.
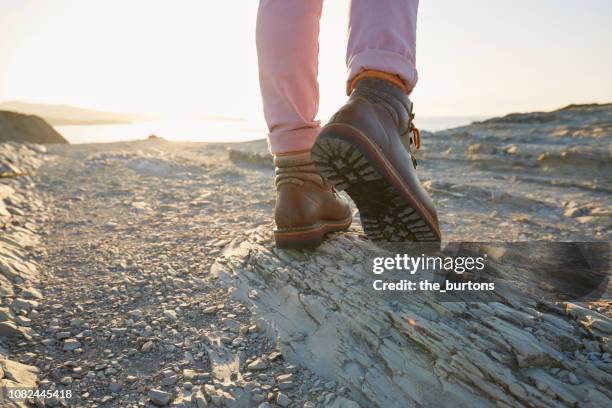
1, 0, 611, 123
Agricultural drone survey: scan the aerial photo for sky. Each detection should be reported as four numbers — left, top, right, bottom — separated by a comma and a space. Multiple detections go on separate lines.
1, 0, 611, 123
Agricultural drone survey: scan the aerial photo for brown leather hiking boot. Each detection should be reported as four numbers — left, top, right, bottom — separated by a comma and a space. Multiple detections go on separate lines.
311, 77, 441, 242
273, 151, 352, 249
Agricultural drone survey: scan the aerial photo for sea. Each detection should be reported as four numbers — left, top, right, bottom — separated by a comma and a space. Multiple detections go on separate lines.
55, 116, 487, 144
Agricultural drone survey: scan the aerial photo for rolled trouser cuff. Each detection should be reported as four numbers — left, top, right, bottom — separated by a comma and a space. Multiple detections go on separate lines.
347, 49, 418, 95
267, 126, 320, 155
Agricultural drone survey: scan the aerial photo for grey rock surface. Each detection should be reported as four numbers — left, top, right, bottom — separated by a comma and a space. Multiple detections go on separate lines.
0, 142, 46, 406
215, 232, 611, 407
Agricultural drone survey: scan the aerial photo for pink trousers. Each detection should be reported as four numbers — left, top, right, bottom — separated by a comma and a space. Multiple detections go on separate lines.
256, 0, 419, 155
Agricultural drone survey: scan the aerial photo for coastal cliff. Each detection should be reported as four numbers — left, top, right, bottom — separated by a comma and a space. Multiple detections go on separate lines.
0, 111, 67, 144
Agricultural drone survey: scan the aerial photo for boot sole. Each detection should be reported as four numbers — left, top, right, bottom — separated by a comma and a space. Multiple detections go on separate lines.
311, 124, 441, 242
274, 215, 353, 249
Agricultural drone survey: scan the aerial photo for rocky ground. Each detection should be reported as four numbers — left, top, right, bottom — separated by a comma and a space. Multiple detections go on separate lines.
1, 142, 48, 403
0, 103, 610, 407
4, 141, 357, 407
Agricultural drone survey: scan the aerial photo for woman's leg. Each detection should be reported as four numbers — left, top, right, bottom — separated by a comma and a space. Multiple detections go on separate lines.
311, 0, 441, 242
256, 0, 324, 155
346, 0, 419, 94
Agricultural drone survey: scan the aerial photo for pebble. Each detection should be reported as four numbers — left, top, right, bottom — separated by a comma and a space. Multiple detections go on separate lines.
11, 298, 38, 313
183, 369, 197, 380
161, 375, 178, 386
55, 331, 71, 339
203, 306, 217, 314
568, 372, 580, 385
41, 338, 55, 346
248, 358, 268, 371
193, 390, 208, 407
164, 309, 177, 320
148, 388, 171, 406
276, 392, 290, 407
141, 340, 154, 352
15, 315, 31, 326
63, 338, 81, 351
277, 373, 294, 383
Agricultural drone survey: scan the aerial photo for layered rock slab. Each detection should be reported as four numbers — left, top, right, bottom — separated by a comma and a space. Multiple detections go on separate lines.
213, 226, 611, 407
0, 143, 46, 407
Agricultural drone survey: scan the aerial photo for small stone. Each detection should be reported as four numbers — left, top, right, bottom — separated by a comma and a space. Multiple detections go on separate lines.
278, 382, 295, 390
203, 306, 217, 315
210, 394, 223, 405
22, 287, 43, 299
505, 145, 518, 154
276, 392, 290, 407
141, 340, 154, 352
11, 298, 38, 313
0, 307, 15, 322
249, 324, 259, 334
536, 380, 548, 391
162, 375, 178, 386
149, 389, 171, 406
63, 338, 81, 351
183, 369, 197, 380
41, 338, 55, 346
276, 373, 294, 383
56, 331, 71, 339
568, 372, 580, 385
269, 351, 282, 361
193, 390, 208, 407
222, 318, 240, 332
247, 358, 267, 371
164, 310, 177, 320
0, 322, 23, 337
111, 327, 127, 336
15, 315, 31, 326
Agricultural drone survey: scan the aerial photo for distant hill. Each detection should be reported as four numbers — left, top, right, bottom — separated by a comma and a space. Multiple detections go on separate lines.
0, 110, 68, 143
44, 117, 133, 126
478, 102, 612, 125
0, 101, 148, 126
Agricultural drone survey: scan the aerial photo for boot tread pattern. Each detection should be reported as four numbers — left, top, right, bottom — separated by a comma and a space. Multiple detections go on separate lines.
312, 136, 438, 242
